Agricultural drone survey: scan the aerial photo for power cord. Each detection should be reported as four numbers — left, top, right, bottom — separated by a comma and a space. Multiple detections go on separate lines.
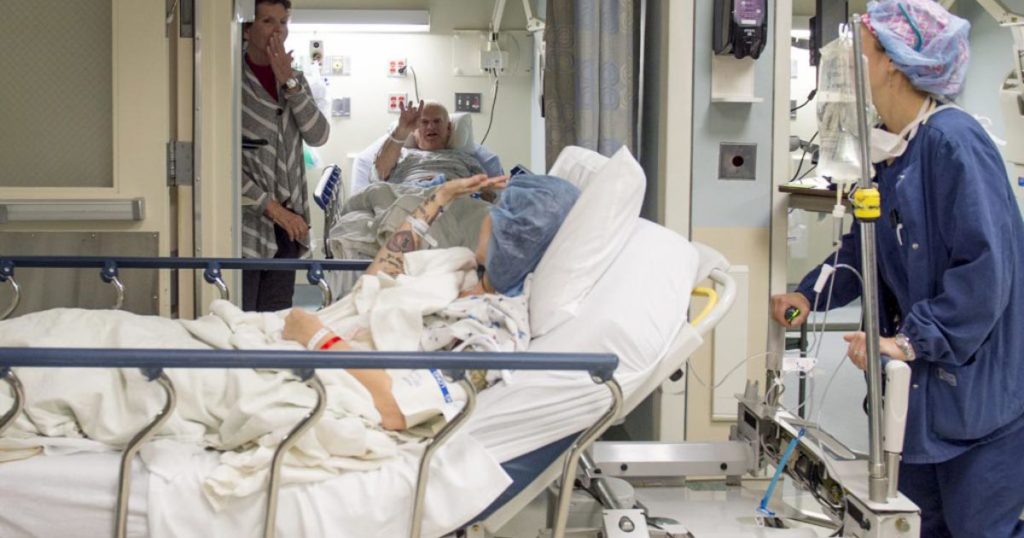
398, 65, 421, 103
791, 131, 819, 181
479, 73, 501, 145
791, 89, 817, 113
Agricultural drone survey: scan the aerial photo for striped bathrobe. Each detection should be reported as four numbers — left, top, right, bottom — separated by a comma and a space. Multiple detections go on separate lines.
241, 61, 329, 259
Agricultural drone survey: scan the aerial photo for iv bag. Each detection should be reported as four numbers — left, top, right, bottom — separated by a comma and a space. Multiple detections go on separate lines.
816, 33, 869, 184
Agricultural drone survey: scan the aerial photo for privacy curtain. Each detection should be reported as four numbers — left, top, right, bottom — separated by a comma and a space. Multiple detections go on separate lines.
544, 0, 638, 168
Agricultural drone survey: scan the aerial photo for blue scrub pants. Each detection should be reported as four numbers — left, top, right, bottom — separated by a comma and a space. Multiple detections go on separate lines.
899, 421, 1024, 538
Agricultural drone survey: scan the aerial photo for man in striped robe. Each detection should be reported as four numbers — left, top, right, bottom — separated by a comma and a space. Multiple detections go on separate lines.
240, 0, 329, 311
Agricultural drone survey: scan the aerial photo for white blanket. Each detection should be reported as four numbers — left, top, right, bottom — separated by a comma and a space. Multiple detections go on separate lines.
0, 247, 528, 509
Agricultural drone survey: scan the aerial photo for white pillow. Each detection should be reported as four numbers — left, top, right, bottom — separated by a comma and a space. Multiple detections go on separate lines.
394, 112, 475, 152
529, 219, 699, 375
530, 146, 646, 337
548, 145, 609, 188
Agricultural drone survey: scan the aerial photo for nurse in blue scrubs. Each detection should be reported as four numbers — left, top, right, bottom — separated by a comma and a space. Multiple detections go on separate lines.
771, 1, 1024, 536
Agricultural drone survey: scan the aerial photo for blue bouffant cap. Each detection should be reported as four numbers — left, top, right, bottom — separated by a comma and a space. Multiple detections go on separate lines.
486, 175, 581, 296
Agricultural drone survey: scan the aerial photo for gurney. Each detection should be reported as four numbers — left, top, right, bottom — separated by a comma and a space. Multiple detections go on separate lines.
0, 219, 733, 537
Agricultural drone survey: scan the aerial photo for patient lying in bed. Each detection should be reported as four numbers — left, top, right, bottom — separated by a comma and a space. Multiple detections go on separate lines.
0, 173, 580, 503
285, 173, 581, 430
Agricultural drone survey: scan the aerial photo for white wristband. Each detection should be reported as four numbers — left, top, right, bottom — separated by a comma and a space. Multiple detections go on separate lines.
406, 216, 438, 247
388, 131, 407, 145
306, 327, 332, 351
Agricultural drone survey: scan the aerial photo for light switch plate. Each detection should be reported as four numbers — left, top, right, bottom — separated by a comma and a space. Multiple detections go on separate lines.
332, 97, 350, 117
455, 92, 482, 112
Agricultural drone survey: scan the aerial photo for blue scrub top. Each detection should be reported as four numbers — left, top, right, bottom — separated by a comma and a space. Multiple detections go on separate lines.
797, 108, 1024, 464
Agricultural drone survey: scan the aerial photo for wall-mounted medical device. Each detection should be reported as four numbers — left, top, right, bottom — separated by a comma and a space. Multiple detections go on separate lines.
809, 0, 848, 67
713, 0, 768, 60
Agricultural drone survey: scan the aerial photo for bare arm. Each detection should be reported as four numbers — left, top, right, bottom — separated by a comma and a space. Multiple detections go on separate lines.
282, 309, 407, 430
364, 174, 508, 278
373, 100, 422, 181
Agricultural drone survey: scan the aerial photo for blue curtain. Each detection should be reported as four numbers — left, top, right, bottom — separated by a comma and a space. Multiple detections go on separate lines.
544, 0, 637, 168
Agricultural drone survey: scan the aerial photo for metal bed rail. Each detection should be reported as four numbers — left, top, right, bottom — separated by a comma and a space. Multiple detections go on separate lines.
0, 256, 371, 315
0, 348, 620, 538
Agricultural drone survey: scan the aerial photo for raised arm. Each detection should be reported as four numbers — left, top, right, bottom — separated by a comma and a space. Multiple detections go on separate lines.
374, 100, 423, 181
266, 34, 329, 147
365, 174, 508, 277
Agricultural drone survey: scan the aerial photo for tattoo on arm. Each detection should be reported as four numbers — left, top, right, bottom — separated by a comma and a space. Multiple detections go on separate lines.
386, 230, 417, 252
411, 193, 443, 225
372, 251, 404, 277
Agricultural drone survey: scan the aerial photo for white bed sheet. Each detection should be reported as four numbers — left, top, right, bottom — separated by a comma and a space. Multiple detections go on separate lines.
0, 219, 703, 537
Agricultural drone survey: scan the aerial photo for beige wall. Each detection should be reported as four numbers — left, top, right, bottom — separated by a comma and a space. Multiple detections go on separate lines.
658, 0, 693, 238
194, 0, 244, 312
685, 227, 771, 440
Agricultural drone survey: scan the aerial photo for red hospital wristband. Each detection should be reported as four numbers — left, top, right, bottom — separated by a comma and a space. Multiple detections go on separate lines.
318, 335, 343, 350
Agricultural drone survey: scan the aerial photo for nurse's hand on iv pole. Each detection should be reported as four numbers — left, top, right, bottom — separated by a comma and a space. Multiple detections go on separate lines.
770, 292, 811, 328
264, 199, 309, 241
844, 332, 905, 370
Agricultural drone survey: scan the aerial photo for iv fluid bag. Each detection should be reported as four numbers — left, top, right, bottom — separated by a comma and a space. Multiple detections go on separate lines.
817, 35, 868, 183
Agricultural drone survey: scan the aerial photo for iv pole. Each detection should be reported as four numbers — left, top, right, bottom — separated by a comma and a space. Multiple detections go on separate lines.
850, 14, 889, 504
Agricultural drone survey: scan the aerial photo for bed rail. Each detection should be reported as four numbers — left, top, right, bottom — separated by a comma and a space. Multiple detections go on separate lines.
0, 367, 23, 437
0, 348, 618, 538
0, 261, 20, 321
0, 257, 370, 314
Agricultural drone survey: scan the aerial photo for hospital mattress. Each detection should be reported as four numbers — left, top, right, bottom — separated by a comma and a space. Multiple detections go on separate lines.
0, 219, 705, 537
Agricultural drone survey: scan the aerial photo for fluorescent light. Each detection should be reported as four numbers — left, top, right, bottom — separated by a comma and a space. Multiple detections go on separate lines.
290, 9, 430, 33
0, 199, 145, 223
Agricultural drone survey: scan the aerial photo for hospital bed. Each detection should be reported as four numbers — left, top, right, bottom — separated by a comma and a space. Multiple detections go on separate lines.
0, 217, 733, 537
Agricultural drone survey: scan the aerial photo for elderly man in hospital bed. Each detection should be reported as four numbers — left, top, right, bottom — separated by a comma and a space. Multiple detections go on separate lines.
373, 100, 488, 186
0, 173, 579, 504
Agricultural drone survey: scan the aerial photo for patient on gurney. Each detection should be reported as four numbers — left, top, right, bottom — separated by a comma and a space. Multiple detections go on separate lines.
373, 100, 486, 185
285, 173, 581, 431
0, 173, 579, 502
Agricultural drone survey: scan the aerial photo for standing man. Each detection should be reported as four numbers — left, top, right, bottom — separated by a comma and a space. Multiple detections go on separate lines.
241, 0, 329, 311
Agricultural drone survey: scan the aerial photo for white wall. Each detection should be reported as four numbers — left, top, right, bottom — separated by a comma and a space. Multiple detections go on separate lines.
282, 1, 538, 255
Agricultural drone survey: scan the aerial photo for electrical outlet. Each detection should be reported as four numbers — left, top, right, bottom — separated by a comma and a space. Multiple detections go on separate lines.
455, 93, 482, 113
309, 40, 324, 64
387, 58, 407, 77
328, 55, 350, 76
387, 93, 409, 113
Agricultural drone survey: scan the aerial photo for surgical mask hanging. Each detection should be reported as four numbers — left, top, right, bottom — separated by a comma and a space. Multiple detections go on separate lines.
869, 99, 957, 163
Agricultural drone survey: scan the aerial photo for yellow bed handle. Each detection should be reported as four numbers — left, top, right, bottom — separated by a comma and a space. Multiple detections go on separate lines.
690, 287, 718, 326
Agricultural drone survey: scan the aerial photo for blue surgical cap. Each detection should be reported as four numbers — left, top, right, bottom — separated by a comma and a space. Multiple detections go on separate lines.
486, 175, 581, 296
865, 0, 971, 100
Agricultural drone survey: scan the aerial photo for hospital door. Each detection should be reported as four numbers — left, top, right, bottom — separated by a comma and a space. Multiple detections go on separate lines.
0, 0, 201, 318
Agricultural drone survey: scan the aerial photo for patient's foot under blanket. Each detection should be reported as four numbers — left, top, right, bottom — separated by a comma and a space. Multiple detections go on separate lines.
0, 247, 529, 508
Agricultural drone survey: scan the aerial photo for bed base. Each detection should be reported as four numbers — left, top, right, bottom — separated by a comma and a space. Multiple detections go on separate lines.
0, 255, 621, 538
